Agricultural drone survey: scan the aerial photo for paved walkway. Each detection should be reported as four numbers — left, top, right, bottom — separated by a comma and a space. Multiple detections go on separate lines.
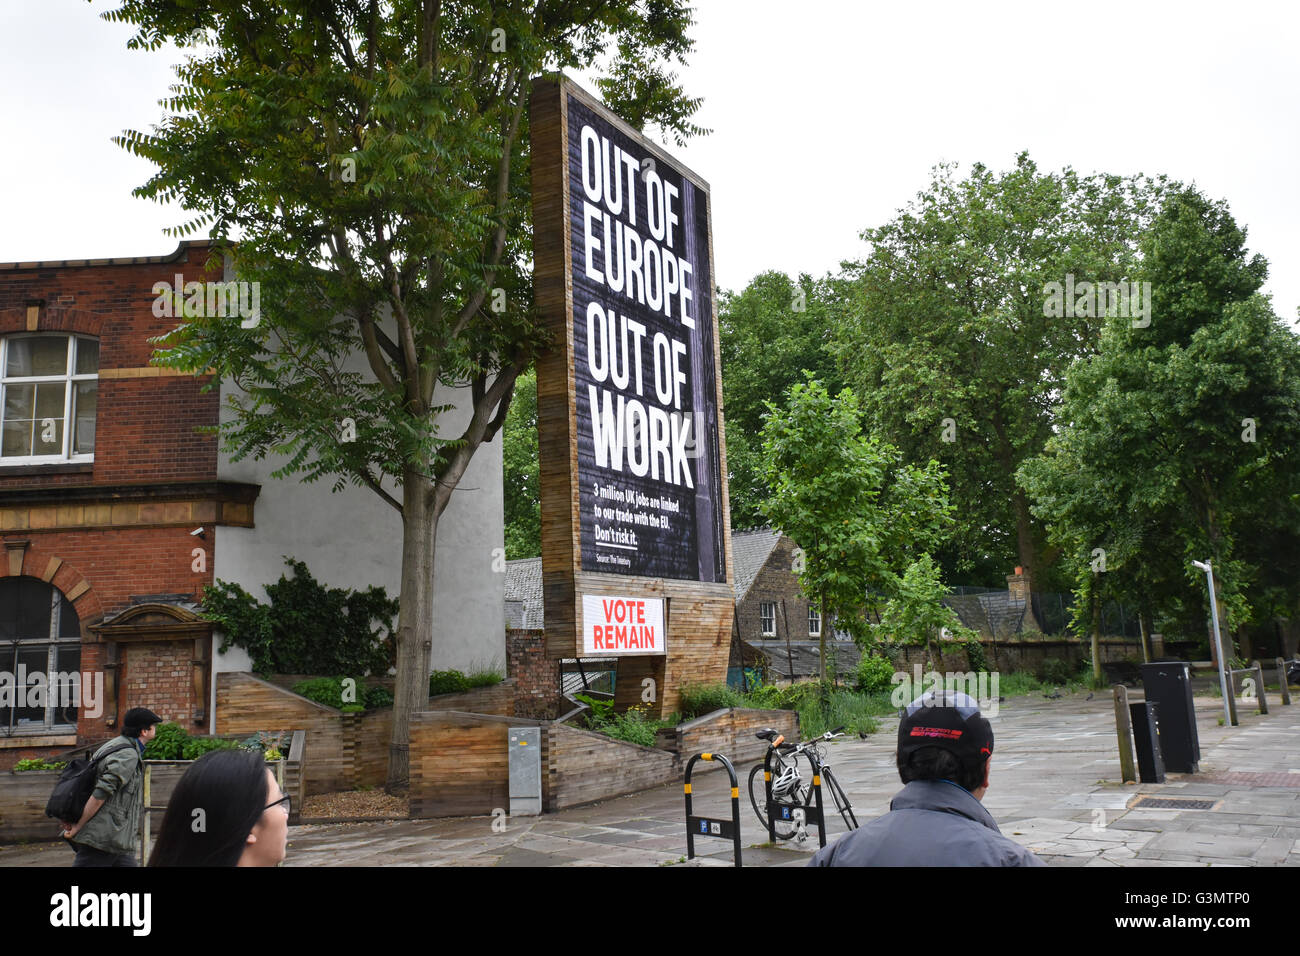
4, 686, 1298, 866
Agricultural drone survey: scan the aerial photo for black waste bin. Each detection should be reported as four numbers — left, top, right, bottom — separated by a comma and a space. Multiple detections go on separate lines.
1140, 661, 1200, 773
1129, 701, 1166, 783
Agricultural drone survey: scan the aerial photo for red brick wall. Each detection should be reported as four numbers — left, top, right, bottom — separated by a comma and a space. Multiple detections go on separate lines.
506, 628, 559, 718
0, 243, 220, 492
0, 243, 222, 754
121, 640, 193, 726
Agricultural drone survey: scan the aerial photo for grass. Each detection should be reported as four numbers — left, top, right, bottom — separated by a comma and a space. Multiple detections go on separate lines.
678, 680, 891, 737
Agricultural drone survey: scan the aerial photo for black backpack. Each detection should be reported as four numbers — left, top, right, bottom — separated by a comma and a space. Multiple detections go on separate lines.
45, 741, 138, 825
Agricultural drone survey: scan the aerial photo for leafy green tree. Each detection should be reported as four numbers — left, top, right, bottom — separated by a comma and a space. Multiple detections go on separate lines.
872, 554, 977, 663
759, 376, 955, 680
1019, 186, 1300, 665
718, 271, 845, 528
502, 365, 539, 558
832, 153, 1163, 599
103, 0, 706, 788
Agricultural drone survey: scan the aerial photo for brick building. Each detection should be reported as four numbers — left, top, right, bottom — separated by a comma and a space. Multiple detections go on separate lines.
0, 240, 504, 767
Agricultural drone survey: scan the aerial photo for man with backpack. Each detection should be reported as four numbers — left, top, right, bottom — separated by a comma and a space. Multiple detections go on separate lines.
61, 707, 163, 867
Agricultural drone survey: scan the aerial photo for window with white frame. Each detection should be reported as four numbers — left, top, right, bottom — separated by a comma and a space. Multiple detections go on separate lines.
759, 602, 776, 637
808, 605, 821, 636
0, 578, 83, 735
0, 335, 98, 463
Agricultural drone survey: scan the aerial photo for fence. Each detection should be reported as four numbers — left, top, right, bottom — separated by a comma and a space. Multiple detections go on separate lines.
943, 589, 1139, 640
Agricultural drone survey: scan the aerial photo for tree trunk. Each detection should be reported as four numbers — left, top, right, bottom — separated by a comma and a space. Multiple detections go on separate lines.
386, 465, 437, 793
818, 594, 828, 684
1090, 588, 1102, 684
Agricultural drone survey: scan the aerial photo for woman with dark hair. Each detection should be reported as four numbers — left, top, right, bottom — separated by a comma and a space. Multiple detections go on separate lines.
148, 748, 290, 867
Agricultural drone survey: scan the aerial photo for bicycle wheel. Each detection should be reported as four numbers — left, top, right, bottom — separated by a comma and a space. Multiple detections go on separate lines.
748, 751, 814, 841
818, 767, 858, 831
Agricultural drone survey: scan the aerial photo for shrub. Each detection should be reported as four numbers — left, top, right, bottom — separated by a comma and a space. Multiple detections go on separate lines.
181, 737, 240, 761
1040, 658, 1073, 685
292, 676, 351, 709
677, 682, 743, 718
465, 668, 504, 689
363, 685, 394, 709
964, 639, 990, 673
13, 758, 66, 772
855, 654, 895, 694
144, 722, 189, 760
429, 670, 471, 696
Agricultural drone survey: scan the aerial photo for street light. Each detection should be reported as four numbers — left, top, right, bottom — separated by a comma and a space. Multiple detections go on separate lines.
1192, 559, 1232, 726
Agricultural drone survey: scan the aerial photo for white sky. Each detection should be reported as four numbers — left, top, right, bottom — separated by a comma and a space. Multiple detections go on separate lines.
3, 0, 1297, 321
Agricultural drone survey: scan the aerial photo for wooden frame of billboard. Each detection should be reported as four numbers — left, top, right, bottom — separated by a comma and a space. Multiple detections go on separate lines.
529, 74, 735, 717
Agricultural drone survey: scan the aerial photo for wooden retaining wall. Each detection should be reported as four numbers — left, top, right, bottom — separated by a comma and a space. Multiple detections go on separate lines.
0, 741, 304, 845
407, 706, 789, 819
408, 711, 549, 819
217, 673, 514, 794
546, 722, 680, 810
673, 707, 798, 770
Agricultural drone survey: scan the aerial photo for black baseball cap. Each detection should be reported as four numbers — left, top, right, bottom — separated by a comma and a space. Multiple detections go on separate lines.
897, 690, 993, 769
123, 707, 164, 734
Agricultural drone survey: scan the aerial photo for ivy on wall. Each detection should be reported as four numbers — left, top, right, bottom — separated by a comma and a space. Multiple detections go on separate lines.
201, 557, 398, 676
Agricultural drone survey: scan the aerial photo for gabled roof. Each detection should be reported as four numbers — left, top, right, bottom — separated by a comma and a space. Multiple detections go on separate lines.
504, 556, 543, 629
731, 528, 784, 602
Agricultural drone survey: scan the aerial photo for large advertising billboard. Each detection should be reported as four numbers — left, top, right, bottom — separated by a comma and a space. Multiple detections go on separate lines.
568, 96, 726, 584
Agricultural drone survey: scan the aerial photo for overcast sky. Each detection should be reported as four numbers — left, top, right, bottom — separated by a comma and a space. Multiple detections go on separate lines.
3, 1, 1296, 321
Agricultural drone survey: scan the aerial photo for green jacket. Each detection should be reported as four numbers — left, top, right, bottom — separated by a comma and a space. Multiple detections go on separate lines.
71, 735, 144, 856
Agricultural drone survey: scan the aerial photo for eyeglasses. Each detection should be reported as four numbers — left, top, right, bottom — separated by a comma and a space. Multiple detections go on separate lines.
264, 792, 292, 815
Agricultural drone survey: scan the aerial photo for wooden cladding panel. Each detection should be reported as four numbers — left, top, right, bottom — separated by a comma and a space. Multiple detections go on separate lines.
546, 723, 679, 811
529, 75, 735, 710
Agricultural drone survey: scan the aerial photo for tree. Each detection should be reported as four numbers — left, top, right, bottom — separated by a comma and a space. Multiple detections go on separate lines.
103, 0, 707, 789
502, 365, 539, 558
718, 271, 845, 529
831, 153, 1163, 599
758, 376, 954, 680
1019, 186, 1300, 664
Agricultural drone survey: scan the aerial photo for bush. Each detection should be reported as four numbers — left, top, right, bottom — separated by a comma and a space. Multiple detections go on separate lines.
1040, 658, 1074, 685
13, 758, 66, 772
292, 676, 352, 709
465, 668, 504, 689
363, 685, 394, 709
144, 722, 189, 760
855, 654, 895, 694
677, 682, 743, 718
964, 639, 990, 673
429, 670, 471, 696
181, 737, 240, 760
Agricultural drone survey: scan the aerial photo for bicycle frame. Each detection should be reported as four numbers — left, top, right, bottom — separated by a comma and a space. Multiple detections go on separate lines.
757, 733, 857, 846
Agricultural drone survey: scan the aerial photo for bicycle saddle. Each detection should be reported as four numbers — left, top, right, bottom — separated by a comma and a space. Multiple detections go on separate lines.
755, 728, 778, 741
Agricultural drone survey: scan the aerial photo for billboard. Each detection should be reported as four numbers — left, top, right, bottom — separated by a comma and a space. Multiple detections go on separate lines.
532, 75, 733, 691
568, 95, 726, 584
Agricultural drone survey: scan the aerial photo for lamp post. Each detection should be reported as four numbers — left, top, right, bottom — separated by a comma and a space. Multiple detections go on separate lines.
1192, 559, 1232, 727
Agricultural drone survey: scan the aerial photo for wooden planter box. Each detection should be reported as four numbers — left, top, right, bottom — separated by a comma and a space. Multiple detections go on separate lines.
0, 730, 305, 846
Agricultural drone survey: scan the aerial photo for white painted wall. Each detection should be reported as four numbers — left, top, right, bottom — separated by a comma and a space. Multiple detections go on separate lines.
212, 360, 506, 696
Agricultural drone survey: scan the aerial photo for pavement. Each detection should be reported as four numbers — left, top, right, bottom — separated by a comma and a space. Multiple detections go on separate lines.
4, 684, 1298, 867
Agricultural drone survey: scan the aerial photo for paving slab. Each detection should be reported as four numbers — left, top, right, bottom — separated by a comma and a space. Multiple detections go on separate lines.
5, 684, 1300, 867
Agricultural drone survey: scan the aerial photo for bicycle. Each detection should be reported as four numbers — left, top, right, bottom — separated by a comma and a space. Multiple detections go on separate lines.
748, 726, 859, 843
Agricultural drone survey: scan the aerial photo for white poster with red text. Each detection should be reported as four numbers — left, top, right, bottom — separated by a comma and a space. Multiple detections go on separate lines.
582, 594, 666, 656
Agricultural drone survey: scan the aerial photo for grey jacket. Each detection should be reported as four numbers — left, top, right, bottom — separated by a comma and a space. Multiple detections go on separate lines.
808, 779, 1046, 867
70, 735, 144, 856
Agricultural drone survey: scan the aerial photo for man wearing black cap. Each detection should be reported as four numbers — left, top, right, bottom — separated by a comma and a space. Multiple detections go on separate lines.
63, 707, 163, 867
809, 690, 1044, 866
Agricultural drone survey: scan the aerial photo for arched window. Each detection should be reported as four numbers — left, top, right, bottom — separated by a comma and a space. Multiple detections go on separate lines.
0, 334, 98, 462
0, 578, 82, 734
